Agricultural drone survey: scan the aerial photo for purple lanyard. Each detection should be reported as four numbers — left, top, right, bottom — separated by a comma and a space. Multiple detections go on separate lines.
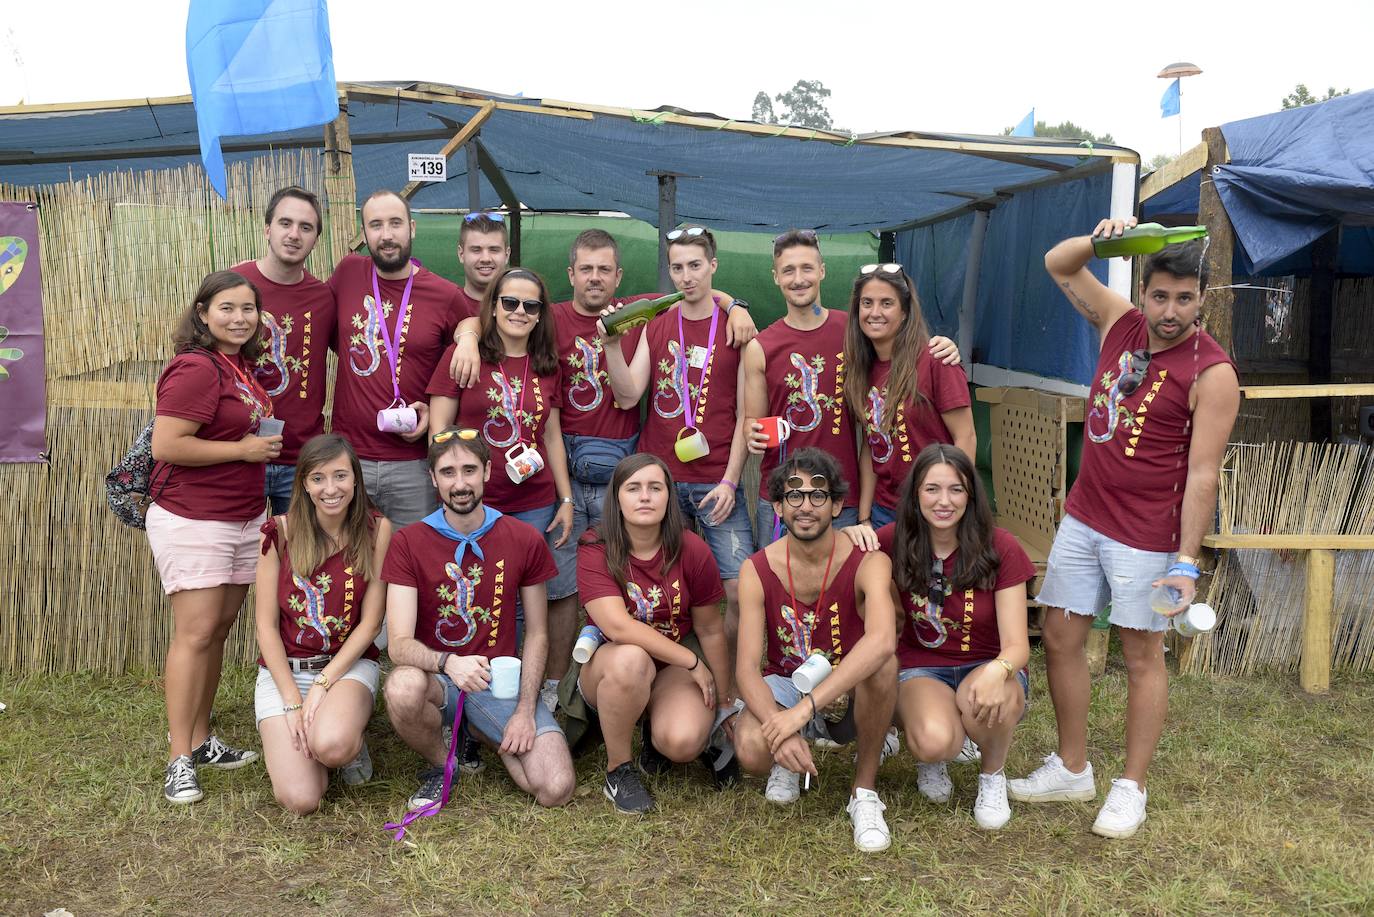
498, 355, 531, 444
383, 691, 464, 841
675, 305, 720, 430
370, 264, 416, 405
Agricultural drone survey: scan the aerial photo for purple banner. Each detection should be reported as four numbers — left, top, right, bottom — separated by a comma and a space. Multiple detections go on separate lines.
0, 202, 46, 463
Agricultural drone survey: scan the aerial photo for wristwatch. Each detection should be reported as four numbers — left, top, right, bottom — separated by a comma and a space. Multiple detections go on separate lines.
560, 497, 574, 505
1176, 554, 1199, 567
313, 673, 331, 690
725, 298, 749, 314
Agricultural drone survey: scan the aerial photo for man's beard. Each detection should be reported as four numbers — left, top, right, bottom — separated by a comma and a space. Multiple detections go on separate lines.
784, 513, 832, 542
443, 488, 480, 515
371, 239, 413, 273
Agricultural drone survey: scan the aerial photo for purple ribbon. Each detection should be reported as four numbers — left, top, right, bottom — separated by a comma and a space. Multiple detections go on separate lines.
675, 302, 720, 430
383, 690, 464, 841
371, 263, 417, 406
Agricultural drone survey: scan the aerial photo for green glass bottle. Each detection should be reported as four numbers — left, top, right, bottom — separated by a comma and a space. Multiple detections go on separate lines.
601, 291, 685, 336
1092, 223, 1208, 259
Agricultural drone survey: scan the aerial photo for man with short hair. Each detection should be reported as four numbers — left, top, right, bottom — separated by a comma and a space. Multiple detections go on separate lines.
382, 428, 575, 810
1008, 216, 1239, 838
232, 186, 335, 514
733, 447, 899, 852
328, 190, 472, 527
601, 225, 755, 649
455, 212, 510, 314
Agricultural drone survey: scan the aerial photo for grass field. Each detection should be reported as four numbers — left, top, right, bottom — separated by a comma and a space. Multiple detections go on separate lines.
2, 652, 1372, 916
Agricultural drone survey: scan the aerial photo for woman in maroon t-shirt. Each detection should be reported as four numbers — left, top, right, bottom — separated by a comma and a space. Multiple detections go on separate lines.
574, 454, 731, 814
842, 265, 975, 531
254, 434, 392, 814
882, 444, 1033, 831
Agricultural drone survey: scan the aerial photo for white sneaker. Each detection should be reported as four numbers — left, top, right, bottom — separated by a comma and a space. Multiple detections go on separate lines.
1092, 778, 1148, 838
1007, 752, 1096, 803
879, 728, 900, 765
340, 740, 373, 786
954, 736, 981, 764
974, 770, 1011, 830
764, 764, 800, 804
916, 761, 952, 803
540, 679, 560, 714
846, 788, 891, 852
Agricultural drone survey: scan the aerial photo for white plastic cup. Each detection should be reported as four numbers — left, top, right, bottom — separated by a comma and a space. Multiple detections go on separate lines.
572, 625, 605, 664
256, 417, 285, 437
1150, 583, 1183, 615
791, 653, 832, 694
489, 656, 521, 699
1172, 603, 1217, 638
377, 406, 418, 434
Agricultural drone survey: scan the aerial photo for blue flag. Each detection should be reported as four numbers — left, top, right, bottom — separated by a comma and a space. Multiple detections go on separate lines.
1011, 108, 1035, 137
186, 0, 339, 197
1161, 79, 1181, 118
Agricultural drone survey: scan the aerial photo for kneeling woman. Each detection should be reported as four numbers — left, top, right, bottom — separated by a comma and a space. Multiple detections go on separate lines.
255, 434, 392, 814
879, 444, 1033, 830
574, 454, 733, 814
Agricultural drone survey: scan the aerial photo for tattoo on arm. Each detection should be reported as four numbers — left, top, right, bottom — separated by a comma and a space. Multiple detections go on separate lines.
1062, 281, 1100, 321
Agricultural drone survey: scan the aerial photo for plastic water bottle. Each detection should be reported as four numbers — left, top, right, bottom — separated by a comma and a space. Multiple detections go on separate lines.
1149, 583, 1183, 615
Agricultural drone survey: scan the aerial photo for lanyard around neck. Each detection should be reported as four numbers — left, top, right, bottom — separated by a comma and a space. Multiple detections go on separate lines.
675, 305, 720, 430
217, 351, 272, 417
370, 264, 417, 404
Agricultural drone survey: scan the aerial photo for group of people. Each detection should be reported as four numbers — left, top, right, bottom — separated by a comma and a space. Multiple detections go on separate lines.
142, 184, 1238, 850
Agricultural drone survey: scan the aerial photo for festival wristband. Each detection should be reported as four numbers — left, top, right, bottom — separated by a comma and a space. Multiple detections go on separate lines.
437, 652, 452, 674
1167, 561, 1201, 580
807, 695, 817, 719
719, 478, 735, 489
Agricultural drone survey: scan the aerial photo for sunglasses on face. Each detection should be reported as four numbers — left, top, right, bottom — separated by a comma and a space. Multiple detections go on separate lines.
783, 489, 833, 507
1117, 349, 1152, 396
433, 427, 480, 443
464, 211, 505, 223
498, 295, 543, 315
860, 263, 904, 277
666, 226, 709, 242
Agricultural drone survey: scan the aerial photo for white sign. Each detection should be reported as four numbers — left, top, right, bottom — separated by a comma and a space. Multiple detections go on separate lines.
408, 153, 447, 183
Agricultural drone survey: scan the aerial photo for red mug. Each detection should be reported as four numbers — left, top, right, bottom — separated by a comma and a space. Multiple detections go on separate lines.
757, 416, 791, 449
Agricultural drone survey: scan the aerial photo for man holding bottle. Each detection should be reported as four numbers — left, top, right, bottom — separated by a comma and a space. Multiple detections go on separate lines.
1007, 216, 1239, 838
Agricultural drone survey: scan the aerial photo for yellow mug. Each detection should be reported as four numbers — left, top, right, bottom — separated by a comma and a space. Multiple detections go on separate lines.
674, 427, 711, 463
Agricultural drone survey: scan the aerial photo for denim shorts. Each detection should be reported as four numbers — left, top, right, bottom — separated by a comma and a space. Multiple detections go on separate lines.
507, 502, 569, 615
870, 503, 897, 528
1036, 514, 1175, 633
549, 476, 610, 600
899, 660, 1030, 700
754, 498, 859, 549
762, 673, 856, 745
676, 481, 753, 581
360, 459, 437, 528
264, 462, 295, 516
434, 672, 563, 743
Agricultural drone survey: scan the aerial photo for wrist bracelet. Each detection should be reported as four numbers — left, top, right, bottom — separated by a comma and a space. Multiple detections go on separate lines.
457, 330, 478, 340
994, 658, 1015, 678
808, 695, 817, 718
688, 656, 700, 671
719, 478, 735, 489
1167, 561, 1201, 580
283, 703, 302, 712
858, 517, 872, 526
437, 651, 452, 674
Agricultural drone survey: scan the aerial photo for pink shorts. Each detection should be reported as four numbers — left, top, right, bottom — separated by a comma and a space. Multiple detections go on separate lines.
145, 503, 266, 594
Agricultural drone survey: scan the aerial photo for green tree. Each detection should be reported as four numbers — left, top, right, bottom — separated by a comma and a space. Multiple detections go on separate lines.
1001, 119, 1115, 145
775, 79, 833, 130
1281, 83, 1351, 109
751, 91, 776, 124
1148, 153, 1175, 171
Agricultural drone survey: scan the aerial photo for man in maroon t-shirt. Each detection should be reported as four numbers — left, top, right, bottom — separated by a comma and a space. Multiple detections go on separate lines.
381, 430, 574, 810
231, 186, 335, 514
1008, 216, 1239, 840
733, 448, 899, 852
455, 212, 510, 315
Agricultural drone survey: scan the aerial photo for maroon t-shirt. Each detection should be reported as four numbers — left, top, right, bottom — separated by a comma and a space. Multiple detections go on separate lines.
553, 296, 651, 440
754, 310, 859, 506
640, 305, 742, 484
1066, 310, 1234, 552
231, 261, 335, 464
747, 544, 867, 678
863, 352, 970, 510
256, 514, 381, 665
877, 523, 1035, 668
577, 529, 725, 641
153, 351, 267, 521
329, 254, 470, 462
381, 514, 557, 656
426, 349, 562, 513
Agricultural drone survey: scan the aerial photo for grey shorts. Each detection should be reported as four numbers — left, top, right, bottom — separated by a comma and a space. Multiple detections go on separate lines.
434, 672, 563, 744
360, 458, 437, 528
762, 673, 856, 745
1036, 514, 1174, 633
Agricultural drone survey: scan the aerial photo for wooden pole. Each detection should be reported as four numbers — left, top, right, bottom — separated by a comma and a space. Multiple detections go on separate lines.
1302, 549, 1334, 694
1196, 127, 1235, 355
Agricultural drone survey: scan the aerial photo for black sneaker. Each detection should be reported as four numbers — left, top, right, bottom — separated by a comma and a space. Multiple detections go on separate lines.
638, 719, 672, 776
459, 732, 486, 775
604, 761, 655, 814
164, 754, 203, 804
700, 748, 740, 790
191, 734, 259, 770
408, 766, 446, 810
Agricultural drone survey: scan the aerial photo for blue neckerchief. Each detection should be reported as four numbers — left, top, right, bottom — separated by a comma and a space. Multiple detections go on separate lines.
421, 505, 503, 568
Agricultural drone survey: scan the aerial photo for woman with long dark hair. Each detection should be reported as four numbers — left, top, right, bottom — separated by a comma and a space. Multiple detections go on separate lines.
879, 443, 1033, 830
148, 270, 283, 804
254, 434, 391, 813
570, 453, 732, 814
843, 265, 975, 532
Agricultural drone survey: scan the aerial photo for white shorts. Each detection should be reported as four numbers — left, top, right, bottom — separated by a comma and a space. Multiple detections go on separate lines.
254, 659, 380, 725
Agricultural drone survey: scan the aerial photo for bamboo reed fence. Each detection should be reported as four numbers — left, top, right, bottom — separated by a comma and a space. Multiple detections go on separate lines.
1, 151, 354, 675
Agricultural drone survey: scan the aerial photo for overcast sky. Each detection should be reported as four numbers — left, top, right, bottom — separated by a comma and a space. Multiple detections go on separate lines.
3, 1, 1369, 162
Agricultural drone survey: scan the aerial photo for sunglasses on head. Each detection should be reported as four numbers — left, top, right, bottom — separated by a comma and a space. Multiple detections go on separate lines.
860, 263, 904, 277
773, 229, 818, 245
498, 295, 543, 315
433, 427, 480, 443
666, 226, 709, 242
1117, 349, 1152, 396
464, 211, 505, 223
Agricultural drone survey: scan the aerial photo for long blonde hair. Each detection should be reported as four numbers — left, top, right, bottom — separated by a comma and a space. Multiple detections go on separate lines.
284, 435, 378, 582
842, 267, 931, 434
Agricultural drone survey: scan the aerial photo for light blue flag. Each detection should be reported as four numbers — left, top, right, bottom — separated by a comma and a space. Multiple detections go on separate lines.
186, 0, 339, 197
1161, 79, 1181, 118
1011, 108, 1035, 137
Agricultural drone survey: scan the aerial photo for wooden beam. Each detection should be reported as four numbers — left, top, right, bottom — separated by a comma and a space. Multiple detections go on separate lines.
341, 85, 592, 120
1139, 141, 1208, 203
1302, 549, 1334, 694
1197, 127, 1235, 354
1240, 384, 1374, 400
397, 101, 495, 202
1202, 533, 1374, 550
0, 94, 194, 115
